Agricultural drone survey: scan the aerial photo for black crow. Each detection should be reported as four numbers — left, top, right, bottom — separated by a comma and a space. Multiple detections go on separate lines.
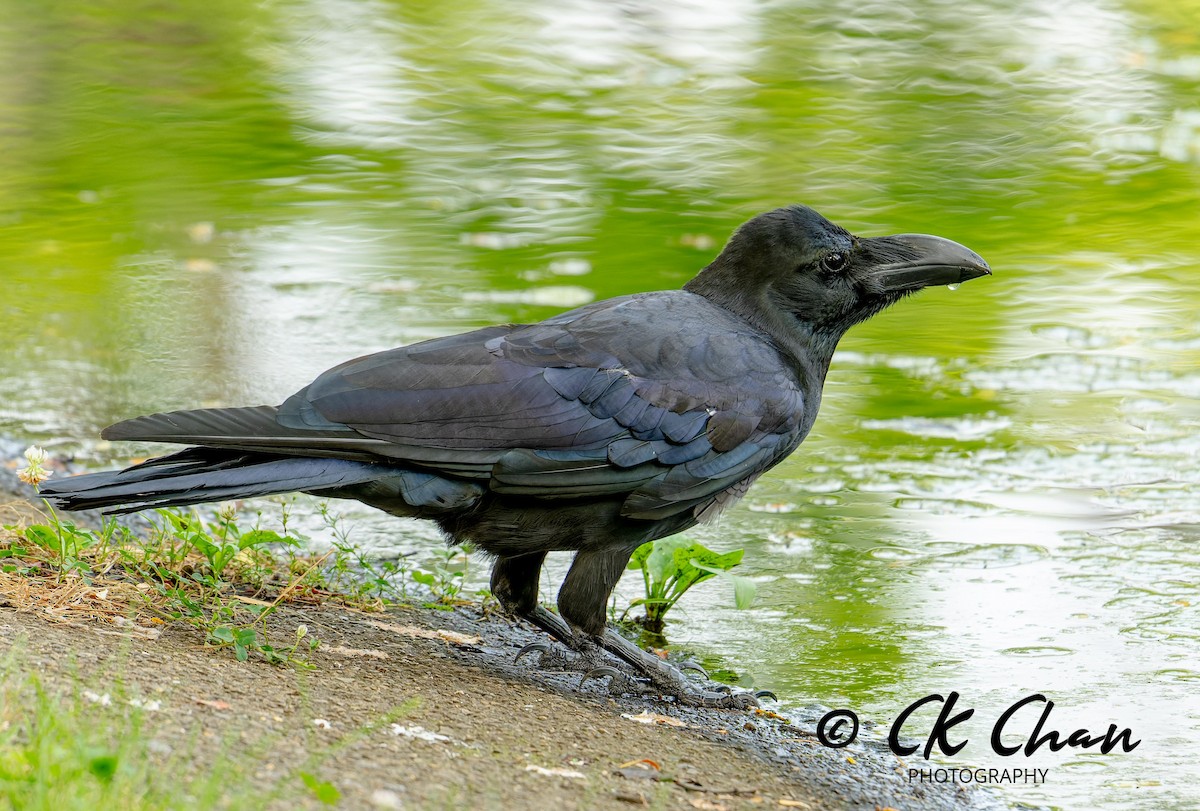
42, 205, 989, 707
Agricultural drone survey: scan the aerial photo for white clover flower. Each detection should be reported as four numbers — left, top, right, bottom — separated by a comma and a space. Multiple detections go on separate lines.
16, 446, 52, 488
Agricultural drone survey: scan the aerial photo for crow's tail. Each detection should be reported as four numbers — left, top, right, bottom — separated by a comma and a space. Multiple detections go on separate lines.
39, 447, 389, 514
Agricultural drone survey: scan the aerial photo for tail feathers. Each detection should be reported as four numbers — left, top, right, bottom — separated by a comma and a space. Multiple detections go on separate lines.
100, 405, 390, 460
101, 406, 288, 442
97, 406, 501, 476
40, 448, 389, 514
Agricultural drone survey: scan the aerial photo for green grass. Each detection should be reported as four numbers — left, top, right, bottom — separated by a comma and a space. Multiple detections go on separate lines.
0, 648, 422, 810
0, 499, 478, 670
0, 664, 269, 810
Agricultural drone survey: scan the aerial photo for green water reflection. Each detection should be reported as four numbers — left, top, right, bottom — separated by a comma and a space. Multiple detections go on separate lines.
3, 1, 1198, 808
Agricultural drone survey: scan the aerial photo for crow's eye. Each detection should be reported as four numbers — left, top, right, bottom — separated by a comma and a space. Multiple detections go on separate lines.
821, 252, 847, 272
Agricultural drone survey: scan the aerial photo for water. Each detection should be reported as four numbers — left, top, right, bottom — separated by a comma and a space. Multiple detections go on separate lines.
2, 1, 1198, 808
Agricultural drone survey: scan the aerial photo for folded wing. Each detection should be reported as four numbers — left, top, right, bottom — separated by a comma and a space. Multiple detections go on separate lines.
103, 293, 807, 519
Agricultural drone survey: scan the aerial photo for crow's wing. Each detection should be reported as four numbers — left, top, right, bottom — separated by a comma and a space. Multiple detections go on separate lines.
288, 292, 807, 518
106, 292, 807, 519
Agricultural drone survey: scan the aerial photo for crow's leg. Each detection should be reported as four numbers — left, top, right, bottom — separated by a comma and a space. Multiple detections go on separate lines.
490, 551, 546, 616
490, 552, 611, 672
558, 547, 758, 709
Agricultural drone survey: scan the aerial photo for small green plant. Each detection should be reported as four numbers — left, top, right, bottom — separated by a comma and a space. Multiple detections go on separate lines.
205, 617, 317, 666
298, 771, 341, 805
155, 508, 297, 580
4, 511, 131, 578
410, 546, 472, 606
315, 502, 412, 602
623, 537, 756, 635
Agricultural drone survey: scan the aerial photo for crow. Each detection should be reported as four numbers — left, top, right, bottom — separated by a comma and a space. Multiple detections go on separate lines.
42, 205, 989, 707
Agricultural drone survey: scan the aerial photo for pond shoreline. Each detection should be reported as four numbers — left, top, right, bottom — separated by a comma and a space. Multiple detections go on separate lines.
0, 453, 1002, 810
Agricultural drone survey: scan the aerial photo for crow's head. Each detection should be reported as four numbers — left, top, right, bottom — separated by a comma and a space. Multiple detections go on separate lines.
685, 204, 990, 356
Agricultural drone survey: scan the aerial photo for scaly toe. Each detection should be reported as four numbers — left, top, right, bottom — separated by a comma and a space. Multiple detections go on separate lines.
514, 641, 579, 671
581, 666, 649, 696
515, 642, 551, 663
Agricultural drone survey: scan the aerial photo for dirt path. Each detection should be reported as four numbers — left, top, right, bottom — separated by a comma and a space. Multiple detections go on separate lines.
0, 599, 1004, 811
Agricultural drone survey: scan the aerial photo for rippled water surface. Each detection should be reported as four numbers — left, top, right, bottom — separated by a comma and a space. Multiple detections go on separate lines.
2, 2, 1198, 808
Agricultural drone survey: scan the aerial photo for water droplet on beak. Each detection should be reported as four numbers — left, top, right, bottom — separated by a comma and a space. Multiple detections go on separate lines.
947, 283, 960, 291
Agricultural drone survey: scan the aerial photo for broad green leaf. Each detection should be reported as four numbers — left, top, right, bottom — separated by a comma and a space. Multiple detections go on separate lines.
238, 529, 298, 549
213, 545, 236, 572
25, 525, 53, 547
188, 535, 218, 556
23, 525, 57, 550
646, 536, 690, 582
728, 574, 756, 609
628, 542, 654, 570
690, 560, 757, 609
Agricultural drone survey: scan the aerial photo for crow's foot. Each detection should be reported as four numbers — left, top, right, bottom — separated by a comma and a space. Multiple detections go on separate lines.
581, 662, 757, 707
516, 605, 773, 708
641, 669, 761, 709
514, 640, 614, 673
580, 666, 651, 696
595, 627, 769, 709
514, 641, 574, 671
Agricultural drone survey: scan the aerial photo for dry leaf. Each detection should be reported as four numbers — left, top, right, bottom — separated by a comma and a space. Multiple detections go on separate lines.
437, 629, 482, 646
230, 594, 274, 607
324, 644, 388, 659
621, 712, 687, 728
195, 699, 231, 711
362, 620, 480, 646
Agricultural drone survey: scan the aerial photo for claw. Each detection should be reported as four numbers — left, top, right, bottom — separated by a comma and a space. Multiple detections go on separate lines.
580, 666, 625, 688
581, 667, 651, 696
679, 660, 710, 679
754, 689, 777, 701
515, 642, 552, 663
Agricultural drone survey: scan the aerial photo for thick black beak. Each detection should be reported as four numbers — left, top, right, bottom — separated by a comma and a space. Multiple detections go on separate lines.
863, 234, 991, 292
